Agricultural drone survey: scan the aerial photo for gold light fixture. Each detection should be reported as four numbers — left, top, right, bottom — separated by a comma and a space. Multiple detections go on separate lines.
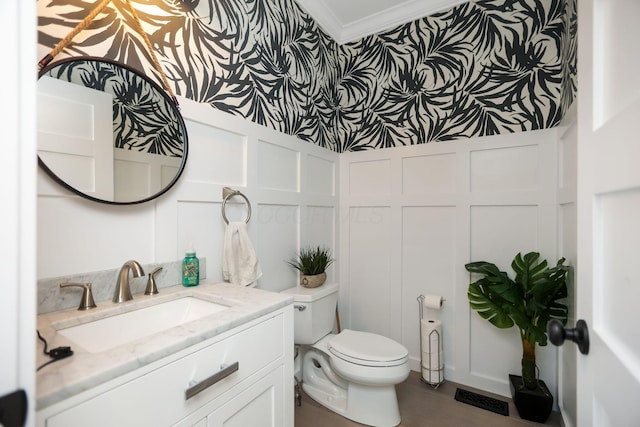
38, 0, 178, 105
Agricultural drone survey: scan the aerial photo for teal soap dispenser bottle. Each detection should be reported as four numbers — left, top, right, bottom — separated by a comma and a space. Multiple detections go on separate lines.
182, 247, 199, 287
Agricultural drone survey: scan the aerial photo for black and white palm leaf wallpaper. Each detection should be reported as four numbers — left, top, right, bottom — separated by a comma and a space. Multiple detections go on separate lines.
38, 0, 576, 153
43, 58, 185, 157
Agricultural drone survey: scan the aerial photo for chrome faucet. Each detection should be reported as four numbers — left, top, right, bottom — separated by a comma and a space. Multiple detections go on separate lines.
113, 260, 145, 303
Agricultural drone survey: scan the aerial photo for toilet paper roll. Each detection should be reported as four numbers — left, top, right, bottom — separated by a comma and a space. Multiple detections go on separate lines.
422, 365, 444, 385
422, 294, 443, 310
420, 319, 443, 353
421, 351, 444, 370
424, 347, 442, 357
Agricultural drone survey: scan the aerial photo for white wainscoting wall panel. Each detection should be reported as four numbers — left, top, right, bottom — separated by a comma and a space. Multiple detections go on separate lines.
38, 96, 339, 298
339, 128, 561, 400
258, 141, 299, 192
306, 155, 335, 196
256, 204, 300, 290
37, 91, 570, 408
349, 159, 391, 196
37, 195, 155, 277
181, 121, 247, 188
402, 153, 457, 195
348, 206, 393, 336
470, 145, 539, 193
401, 206, 456, 372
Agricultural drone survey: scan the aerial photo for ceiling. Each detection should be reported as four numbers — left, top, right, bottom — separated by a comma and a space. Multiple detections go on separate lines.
295, 0, 469, 44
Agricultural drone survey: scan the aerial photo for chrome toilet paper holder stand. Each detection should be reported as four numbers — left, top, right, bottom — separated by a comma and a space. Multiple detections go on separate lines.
417, 294, 445, 389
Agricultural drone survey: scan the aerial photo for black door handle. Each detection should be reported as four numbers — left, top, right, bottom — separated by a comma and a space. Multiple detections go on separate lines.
0, 389, 27, 427
548, 319, 590, 355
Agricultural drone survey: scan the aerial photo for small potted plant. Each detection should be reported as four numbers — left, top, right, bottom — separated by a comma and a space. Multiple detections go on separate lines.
464, 251, 569, 423
287, 245, 334, 288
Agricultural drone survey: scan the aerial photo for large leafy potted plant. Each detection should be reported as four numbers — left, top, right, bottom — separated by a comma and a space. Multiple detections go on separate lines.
288, 246, 334, 288
465, 251, 569, 422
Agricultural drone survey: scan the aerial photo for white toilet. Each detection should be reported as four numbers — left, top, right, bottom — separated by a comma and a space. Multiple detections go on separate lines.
281, 283, 410, 427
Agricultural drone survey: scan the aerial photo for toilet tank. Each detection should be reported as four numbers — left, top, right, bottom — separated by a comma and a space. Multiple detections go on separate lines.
280, 282, 338, 345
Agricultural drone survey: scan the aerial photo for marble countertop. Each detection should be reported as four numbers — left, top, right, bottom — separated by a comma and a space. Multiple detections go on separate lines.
36, 280, 293, 410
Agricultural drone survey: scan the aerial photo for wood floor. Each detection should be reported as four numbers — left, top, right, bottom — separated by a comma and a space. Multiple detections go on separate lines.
294, 371, 563, 427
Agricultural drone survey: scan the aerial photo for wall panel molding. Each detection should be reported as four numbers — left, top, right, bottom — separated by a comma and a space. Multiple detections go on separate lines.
39, 96, 339, 299
340, 128, 560, 399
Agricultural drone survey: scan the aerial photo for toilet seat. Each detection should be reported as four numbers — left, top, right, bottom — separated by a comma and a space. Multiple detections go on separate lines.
328, 329, 408, 367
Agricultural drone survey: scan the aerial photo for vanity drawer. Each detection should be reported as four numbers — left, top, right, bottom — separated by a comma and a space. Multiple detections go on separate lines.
47, 313, 284, 427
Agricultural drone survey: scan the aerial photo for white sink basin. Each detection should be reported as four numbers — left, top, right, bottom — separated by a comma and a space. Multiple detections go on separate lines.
56, 297, 229, 353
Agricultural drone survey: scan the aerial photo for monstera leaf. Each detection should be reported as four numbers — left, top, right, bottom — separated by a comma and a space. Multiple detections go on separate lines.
465, 252, 569, 389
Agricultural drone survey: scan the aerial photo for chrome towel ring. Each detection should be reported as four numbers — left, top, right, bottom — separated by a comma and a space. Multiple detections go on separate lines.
222, 187, 251, 224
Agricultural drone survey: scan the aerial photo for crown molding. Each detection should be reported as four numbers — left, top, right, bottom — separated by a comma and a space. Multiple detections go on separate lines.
296, 0, 469, 45
295, 0, 345, 42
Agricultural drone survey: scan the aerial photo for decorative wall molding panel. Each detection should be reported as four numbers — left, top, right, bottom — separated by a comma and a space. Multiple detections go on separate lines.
38, 96, 339, 297
339, 127, 562, 398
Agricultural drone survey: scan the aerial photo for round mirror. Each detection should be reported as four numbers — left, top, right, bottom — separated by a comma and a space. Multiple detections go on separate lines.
37, 57, 188, 205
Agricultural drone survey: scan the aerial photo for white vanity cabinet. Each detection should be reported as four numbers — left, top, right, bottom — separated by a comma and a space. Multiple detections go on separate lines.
178, 365, 286, 427
36, 306, 293, 427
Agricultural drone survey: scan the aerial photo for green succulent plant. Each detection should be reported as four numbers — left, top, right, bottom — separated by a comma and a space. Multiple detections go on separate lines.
465, 252, 569, 390
287, 246, 334, 275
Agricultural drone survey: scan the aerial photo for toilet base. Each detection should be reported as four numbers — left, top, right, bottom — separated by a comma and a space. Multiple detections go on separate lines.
302, 381, 347, 414
301, 338, 407, 427
303, 380, 401, 427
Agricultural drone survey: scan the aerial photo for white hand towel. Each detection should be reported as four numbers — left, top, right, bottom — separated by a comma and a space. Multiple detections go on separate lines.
222, 221, 262, 286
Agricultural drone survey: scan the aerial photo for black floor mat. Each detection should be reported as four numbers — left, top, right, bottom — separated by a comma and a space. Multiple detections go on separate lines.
454, 388, 509, 416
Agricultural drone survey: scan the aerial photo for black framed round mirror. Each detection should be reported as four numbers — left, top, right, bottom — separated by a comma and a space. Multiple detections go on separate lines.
37, 57, 188, 205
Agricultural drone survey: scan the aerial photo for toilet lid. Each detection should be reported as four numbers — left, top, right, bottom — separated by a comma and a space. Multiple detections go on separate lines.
328, 329, 408, 366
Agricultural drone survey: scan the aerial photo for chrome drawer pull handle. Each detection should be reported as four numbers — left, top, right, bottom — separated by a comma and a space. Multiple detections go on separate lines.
294, 304, 306, 311
185, 361, 239, 400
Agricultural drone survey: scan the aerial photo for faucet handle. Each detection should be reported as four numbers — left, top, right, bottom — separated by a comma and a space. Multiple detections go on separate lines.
60, 282, 97, 310
145, 267, 163, 295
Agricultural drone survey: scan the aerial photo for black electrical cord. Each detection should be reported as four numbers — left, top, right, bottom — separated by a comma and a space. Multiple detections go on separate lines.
37, 330, 73, 371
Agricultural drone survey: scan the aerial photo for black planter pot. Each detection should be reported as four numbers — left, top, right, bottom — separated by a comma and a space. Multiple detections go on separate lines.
509, 374, 553, 423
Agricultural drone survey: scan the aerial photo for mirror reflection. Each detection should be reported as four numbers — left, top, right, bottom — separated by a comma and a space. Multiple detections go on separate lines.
37, 57, 188, 205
